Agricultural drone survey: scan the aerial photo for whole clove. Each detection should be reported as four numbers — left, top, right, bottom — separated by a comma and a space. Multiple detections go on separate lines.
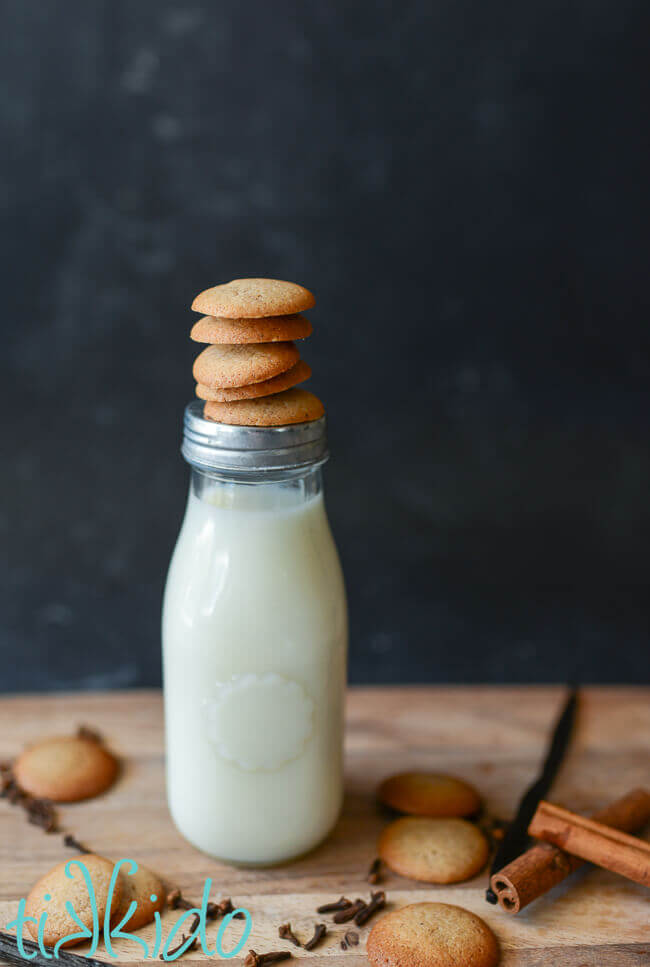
303, 923, 327, 951
166, 888, 193, 911
333, 899, 367, 924
244, 952, 292, 967
215, 898, 233, 918
278, 924, 301, 947
205, 901, 220, 920
168, 890, 243, 922
77, 725, 103, 744
0, 767, 59, 833
367, 857, 383, 884
160, 934, 197, 960
316, 896, 351, 914
160, 914, 199, 960
354, 890, 386, 927
63, 833, 89, 853
26, 798, 58, 833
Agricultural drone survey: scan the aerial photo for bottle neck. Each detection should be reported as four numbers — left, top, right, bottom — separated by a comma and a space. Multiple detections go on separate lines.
190, 464, 324, 508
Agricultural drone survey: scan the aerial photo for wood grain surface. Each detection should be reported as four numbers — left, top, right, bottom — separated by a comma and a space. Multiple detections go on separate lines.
1, 688, 649, 966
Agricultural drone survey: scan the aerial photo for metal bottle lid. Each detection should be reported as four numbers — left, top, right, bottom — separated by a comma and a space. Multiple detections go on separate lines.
181, 401, 329, 472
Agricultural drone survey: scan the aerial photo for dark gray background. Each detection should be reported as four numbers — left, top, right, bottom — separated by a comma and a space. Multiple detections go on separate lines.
1, 1, 649, 691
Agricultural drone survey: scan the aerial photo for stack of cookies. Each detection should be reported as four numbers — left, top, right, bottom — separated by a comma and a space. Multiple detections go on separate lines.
190, 278, 324, 426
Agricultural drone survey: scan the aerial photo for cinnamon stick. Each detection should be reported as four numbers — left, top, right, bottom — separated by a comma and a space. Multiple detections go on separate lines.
529, 799, 650, 886
490, 788, 650, 913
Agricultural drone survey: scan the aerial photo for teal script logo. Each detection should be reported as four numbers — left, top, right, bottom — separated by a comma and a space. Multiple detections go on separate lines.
6, 859, 252, 960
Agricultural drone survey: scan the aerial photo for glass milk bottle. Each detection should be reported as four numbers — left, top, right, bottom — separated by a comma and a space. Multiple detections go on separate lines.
162, 403, 348, 864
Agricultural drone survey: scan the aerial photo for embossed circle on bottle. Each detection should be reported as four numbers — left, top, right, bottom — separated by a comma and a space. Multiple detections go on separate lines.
203, 673, 314, 772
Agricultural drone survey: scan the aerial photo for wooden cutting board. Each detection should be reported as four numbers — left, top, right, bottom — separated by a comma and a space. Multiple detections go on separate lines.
1, 687, 649, 966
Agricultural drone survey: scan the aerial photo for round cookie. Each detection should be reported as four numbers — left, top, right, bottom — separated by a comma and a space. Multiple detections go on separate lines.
191, 314, 312, 344
378, 772, 481, 818
378, 817, 489, 884
14, 736, 118, 802
115, 863, 165, 930
204, 388, 324, 426
196, 360, 311, 402
367, 902, 499, 967
25, 855, 122, 948
192, 279, 315, 318
193, 342, 299, 389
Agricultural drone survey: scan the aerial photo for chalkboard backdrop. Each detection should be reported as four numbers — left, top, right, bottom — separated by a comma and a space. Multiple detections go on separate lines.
2, 1, 649, 690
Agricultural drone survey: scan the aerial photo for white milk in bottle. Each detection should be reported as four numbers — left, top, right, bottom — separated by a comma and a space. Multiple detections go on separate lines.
162, 405, 348, 864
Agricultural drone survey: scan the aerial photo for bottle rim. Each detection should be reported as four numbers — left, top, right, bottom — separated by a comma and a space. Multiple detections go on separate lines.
181, 401, 329, 472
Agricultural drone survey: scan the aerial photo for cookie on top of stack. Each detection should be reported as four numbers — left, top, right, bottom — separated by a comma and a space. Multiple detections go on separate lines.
190, 278, 324, 426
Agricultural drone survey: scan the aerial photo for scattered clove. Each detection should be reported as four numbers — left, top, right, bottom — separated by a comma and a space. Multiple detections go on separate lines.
316, 896, 351, 914
167, 889, 243, 922
244, 952, 292, 967
333, 899, 367, 924
77, 725, 103, 744
160, 914, 200, 960
26, 798, 58, 833
303, 923, 327, 951
278, 924, 301, 947
0, 766, 59, 833
355, 890, 386, 927
367, 857, 382, 884
166, 888, 193, 911
344, 929, 359, 947
63, 833, 89, 853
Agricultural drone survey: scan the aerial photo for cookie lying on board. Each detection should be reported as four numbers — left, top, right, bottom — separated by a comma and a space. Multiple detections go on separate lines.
14, 736, 118, 803
378, 771, 481, 818
25, 856, 122, 948
115, 863, 165, 931
379, 816, 489, 883
367, 902, 499, 967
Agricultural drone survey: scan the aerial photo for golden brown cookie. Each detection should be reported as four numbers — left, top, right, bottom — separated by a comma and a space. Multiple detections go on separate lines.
204, 388, 324, 426
378, 772, 481, 818
192, 279, 315, 318
367, 902, 499, 967
14, 736, 118, 803
378, 817, 489, 884
25, 855, 122, 948
115, 862, 165, 931
191, 314, 312, 344
196, 360, 311, 402
193, 342, 299, 389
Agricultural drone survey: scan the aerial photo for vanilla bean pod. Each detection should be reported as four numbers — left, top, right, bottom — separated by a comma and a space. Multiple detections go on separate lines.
0, 931, 106, 967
